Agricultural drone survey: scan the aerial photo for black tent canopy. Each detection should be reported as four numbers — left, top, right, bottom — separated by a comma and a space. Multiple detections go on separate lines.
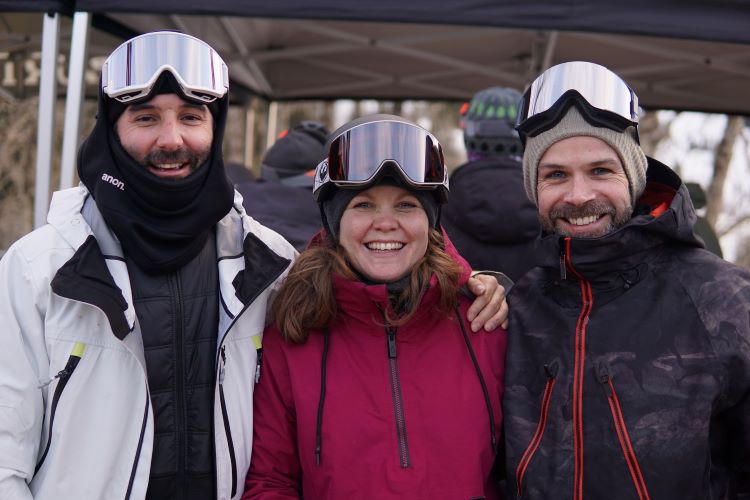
4, 0, 750, 113
75, 0, 750, 46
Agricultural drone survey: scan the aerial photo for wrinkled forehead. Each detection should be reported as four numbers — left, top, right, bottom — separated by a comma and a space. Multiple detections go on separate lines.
538, 135, 623, 168
122, 93, 210, 115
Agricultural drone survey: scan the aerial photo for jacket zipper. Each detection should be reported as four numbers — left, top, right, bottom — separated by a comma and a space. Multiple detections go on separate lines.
218, 345, 238, 497
213, 255, 289, 499
563, 237, 593, 500
515, 362, 558, 498
386, 327, 411, 468
125, 391, 151, 500
34, 342, 87, 474
169, 273, 187, 497
595, 361, 651, 500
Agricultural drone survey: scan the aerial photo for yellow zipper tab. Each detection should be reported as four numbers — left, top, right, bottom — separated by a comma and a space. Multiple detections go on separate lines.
70, 342, 86, 358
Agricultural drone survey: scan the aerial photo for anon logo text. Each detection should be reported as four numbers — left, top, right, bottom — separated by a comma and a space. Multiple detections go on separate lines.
101, 173, 125, 191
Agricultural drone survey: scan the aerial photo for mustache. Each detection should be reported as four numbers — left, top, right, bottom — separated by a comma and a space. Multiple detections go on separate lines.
548, 200, 616, 220
143, 147, 203, 167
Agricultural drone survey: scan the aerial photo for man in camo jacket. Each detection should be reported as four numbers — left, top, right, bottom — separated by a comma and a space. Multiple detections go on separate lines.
503, 61, 750, 500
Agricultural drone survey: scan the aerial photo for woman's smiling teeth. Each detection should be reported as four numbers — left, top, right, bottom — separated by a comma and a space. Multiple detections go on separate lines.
366, 241, 404, 251
568, 215, 601, 226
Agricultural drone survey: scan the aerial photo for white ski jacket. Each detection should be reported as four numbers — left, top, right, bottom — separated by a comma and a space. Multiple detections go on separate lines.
0, 186, 296, 500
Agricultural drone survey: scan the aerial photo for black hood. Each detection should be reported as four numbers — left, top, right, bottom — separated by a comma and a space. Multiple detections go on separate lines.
442, 157, 540, 244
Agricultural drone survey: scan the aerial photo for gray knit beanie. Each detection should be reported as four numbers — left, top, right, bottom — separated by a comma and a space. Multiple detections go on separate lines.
522, 107, 648, 206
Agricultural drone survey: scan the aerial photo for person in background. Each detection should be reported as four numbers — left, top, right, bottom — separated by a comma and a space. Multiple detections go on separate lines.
235, 121, 328, 251
503, 61, 750, 499
244, 115, 507, 499
441, 86, 540, 282
225, 161, 256, 184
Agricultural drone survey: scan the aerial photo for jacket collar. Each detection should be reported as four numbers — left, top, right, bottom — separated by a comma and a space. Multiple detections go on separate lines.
329, 227, 472, 329
49, 187, 137, 338
216, 193, 293, 325
49, 186, 291, 339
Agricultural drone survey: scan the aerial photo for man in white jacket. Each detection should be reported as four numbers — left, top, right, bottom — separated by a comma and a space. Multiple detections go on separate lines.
0, 31, 506, 500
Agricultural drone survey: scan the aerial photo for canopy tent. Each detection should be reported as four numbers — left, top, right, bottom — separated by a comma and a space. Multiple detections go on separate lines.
1, 1, 750, 225
70, 0, 750, 46
35, 1, 750, 110
5, 0, 750, 110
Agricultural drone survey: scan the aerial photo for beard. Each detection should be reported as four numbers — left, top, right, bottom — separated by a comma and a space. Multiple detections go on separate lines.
540, 199, 632, 238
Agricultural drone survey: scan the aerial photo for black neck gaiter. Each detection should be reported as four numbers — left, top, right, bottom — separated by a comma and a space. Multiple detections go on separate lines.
77, 88, 234, 274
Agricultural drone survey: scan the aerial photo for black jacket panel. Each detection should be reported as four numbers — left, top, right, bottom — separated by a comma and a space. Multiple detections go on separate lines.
128, 233, 219, 500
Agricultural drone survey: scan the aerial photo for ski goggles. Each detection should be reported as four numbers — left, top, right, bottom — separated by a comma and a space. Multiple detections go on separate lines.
313, 119, 449, 202
516, 61, 640, 143
101, 31, 229, 104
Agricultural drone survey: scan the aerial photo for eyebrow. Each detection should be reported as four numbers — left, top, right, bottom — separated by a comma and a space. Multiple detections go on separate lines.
590, 158, 622, 167
126, 102, 208, 114
539, 157, 621, 170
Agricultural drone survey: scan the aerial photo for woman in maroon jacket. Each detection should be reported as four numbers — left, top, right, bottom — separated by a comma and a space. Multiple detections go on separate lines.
243, 115, 507, 500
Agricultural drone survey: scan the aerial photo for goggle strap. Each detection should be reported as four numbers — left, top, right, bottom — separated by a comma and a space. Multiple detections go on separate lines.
518, 93, 638, 144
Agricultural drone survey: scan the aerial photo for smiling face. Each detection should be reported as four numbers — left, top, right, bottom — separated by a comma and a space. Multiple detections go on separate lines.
537, 136, 633, 238
115, 93, 213, 180
338, 184, 430, 283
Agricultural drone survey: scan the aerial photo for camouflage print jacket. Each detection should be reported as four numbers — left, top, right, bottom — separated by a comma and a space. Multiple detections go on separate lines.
504, 159, 750, 500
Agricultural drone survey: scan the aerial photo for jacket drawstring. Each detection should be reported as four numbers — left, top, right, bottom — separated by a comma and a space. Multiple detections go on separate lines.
315, 329, 330, 466
455, 305, 498, 455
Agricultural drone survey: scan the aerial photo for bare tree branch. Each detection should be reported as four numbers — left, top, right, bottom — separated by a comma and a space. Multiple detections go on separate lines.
638, 111, 670, 158
706, 116, 744, 228
718, 215, 750, 237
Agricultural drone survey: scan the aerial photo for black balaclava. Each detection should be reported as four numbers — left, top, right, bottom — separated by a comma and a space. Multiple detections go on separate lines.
77, 72, 234, 274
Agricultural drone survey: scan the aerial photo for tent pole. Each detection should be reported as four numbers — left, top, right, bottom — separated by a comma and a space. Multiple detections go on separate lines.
541, 31, 559, 72
59, 12, 91, 190
33, 12, 60, 228
243, 100, 255, 169
266, 100, 278, 151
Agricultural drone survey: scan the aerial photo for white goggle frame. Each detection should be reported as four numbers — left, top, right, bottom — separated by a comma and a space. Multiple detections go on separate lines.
517, 61, 639, 141
102, 31, 229, 104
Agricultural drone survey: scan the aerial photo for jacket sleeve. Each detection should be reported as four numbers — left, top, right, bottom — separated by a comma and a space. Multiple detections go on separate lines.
242, 326, 302, 499
699, 264, 750, 496
0, 247, 48, 500
716, 302, 750, 496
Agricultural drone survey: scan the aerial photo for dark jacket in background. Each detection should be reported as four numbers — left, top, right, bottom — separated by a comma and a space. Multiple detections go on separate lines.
504, 159, 750, 499
441, 157, 540, 282
236, 180, 321, 252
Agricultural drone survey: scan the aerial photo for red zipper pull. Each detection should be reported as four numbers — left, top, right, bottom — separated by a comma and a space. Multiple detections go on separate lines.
594, 359, 614, 397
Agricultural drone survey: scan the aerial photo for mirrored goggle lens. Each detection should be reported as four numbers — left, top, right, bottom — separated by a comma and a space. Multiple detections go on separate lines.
327, 121, 446, 187
102, 31, 228, 103
519, 61, 638, 128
